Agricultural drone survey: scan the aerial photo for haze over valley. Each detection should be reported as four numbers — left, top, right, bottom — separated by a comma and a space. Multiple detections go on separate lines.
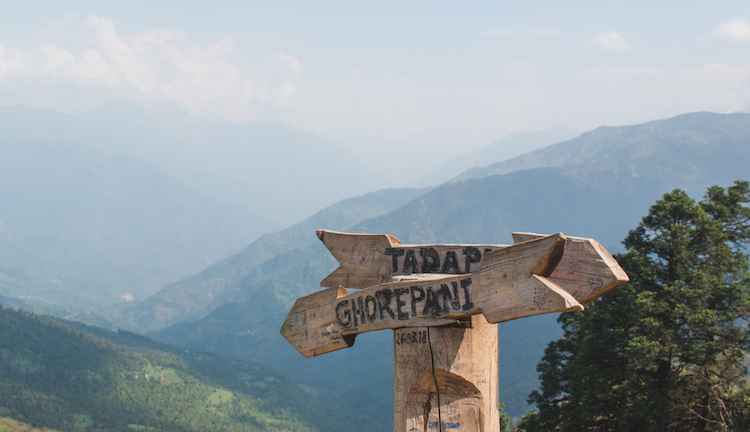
2, 2, 750, 431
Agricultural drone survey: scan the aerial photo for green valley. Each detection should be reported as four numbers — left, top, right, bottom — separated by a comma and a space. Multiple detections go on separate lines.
0, 306, 358, 432
3, 111, 750, 430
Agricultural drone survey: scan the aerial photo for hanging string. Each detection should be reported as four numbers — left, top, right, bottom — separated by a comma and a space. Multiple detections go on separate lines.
427, 327, 442, 432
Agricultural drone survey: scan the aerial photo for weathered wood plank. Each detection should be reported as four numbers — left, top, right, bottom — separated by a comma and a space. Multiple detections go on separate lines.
317, 229, 507, 288
394, 315, 498, 432
281, 233, 583, 358
512, 232, 629, 303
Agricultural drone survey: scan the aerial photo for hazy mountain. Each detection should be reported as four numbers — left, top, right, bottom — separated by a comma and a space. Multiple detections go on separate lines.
0, 104, 382, 227
412, 125, 579, 187
107, 187, 429, 332
0, 140, 276, 310
147, 166, 655, 428
453, 111, 749, 194
138, 112, 750, 426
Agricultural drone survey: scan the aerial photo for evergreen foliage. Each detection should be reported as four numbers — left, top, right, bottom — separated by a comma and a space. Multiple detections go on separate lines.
0, 307, 357, 432
518, 180, 750, 432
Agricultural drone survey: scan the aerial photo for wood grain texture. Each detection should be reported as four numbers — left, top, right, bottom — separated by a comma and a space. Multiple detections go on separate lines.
512, 233, 629, 303
281, 233, 583, 358
282, 230, 629, 431
317, 229, 507, 288
394, 315, 498, 432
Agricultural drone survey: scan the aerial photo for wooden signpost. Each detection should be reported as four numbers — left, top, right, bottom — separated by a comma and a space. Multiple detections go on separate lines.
281, 229, 628, 431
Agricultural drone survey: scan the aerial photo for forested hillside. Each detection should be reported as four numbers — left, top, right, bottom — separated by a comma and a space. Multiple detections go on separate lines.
0, 306, 358, 432
520, 181, 750, 431
454, 111, 750, 192
140, 112, 750, 426
0, 416, 59, 432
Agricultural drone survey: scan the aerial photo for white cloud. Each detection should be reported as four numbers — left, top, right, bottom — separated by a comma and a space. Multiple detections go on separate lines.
0, 44, 28, 75
3, 15, 750, 177
0, 15, 302, 120
711, 19, 750, 42
589, 32, 630, 51
275, 52, 302, 73
483, 26, 559, 38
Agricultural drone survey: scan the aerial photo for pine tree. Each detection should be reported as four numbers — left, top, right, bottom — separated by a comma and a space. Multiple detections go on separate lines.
519, 181, 750, 432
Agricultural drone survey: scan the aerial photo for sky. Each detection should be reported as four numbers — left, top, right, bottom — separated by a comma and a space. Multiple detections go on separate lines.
2, 0, 750, 174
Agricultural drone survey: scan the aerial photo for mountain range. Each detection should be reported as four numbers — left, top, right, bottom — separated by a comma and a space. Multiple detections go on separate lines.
2, 109, 749, 430
106, 187, 428, 332
0, 139, 276, 316
111, 111, 750, 425
412, 125, 579, 187
0, 104, 382, 227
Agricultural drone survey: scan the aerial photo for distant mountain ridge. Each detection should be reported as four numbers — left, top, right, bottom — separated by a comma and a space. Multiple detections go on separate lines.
0, 104, 382, 226
131, 111, 750, 427
107, 187, 429, 332
0, 139, 276, 313
453, 112, 749, 192
412, 125, 579, 187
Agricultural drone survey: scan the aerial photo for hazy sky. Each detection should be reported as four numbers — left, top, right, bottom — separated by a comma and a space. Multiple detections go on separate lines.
3, 1, 750, 172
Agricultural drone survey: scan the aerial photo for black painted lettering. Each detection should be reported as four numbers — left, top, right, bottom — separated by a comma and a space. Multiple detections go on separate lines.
336, 300, 352, 328
420, 248, 441, 273
440, 282, 461, 311
440, 251, 460, 274
364, 295, 378, 322
376, 289, 396, 320
394, 288, 410, 320
384, 248, 404, 272
460, 277, 475, 311
462, 247, 481, 273
351, 296, 366, 326
422, 287, 442, 315
410, 286, 425, 317
403, 250, 419, 274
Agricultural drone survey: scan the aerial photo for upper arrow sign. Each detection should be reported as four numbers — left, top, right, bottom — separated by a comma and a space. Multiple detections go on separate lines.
317, 229, 628, 305
281, 233, 607, 358
317, 229, 507, 289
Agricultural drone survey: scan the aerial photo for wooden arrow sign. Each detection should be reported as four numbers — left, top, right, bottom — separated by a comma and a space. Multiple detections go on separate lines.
318, 229, 628, 304
281, 233, 587, 358
512, 232, 629, 303
316, 229, 507, 289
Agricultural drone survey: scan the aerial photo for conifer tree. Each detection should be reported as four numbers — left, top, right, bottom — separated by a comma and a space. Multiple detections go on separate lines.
519, 181, 750, 432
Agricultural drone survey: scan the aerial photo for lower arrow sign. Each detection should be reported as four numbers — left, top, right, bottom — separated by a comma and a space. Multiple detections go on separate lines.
512, 232, 629, 303
281, 233, 584, 358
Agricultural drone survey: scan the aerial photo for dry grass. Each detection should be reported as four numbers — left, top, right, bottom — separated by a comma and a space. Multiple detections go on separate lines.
0, 416, 60, 432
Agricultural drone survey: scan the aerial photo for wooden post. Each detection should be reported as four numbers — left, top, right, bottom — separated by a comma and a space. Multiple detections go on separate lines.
280, 230, 628, 432
394, 315, 498, 432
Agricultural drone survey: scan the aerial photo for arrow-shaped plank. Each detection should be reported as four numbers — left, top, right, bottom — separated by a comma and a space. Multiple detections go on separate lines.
317, 229, 507, 288
512, 233, 629, 303
281, 233, 583, 358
